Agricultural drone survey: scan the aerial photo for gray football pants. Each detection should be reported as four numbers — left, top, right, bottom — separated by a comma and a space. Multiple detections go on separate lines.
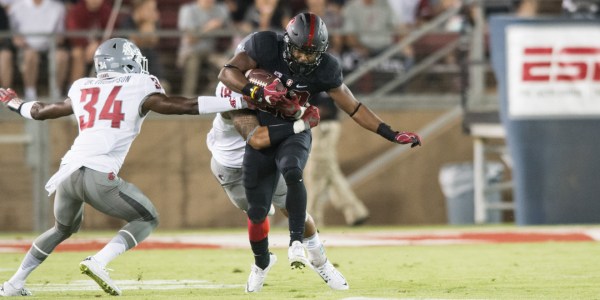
29, 167, 159, 261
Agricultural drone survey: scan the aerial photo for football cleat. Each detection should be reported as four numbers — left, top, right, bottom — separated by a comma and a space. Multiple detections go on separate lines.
0, 281, 32, 297
245, 253, 277, 293
79, 257, 122, 296
288, 241, 310, 269
311, 260, 349, 290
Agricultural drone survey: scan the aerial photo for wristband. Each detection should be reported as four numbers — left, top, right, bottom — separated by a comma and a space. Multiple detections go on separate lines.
376, 123, 397, 142
19, 101, 37, 120
242, 83, 262, 101
293, 119, 307, 133
268, 123, 295, 145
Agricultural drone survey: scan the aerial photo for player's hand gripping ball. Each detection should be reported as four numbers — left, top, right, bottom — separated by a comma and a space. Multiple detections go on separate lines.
245, 69, 284, 91
245, 69, 300, 116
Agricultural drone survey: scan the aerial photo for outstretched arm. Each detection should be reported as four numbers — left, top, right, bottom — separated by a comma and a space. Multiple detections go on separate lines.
0, 88, 73, 120
328, 84, 421, 147
141, 93, 199, 115
329, 84, 382, 131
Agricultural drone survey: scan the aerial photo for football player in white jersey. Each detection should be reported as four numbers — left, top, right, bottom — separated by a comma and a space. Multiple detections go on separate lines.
206, 82, 349, 292
0, 38, 202, 297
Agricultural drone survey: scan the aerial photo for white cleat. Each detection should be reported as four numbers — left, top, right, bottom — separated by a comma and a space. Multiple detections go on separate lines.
311, 260, 349, 290
79, 257, 122, 296
288, 241, 310, 269
245, 254, 277, 293
0, 281, 32, 297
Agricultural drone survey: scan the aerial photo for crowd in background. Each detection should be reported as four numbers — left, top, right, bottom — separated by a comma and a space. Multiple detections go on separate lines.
0, 0, 588, 100
0, 0, 595, 227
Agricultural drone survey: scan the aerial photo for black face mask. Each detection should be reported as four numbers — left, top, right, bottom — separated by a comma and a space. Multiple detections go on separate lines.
283, 36, 326, 76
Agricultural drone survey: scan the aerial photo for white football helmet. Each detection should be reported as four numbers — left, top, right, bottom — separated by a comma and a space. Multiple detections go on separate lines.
94, 38, 148, 75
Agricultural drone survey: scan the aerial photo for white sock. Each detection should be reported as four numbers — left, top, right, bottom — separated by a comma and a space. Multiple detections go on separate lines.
303, 233, 327, 267
9, 252, 42, 289
92, 235, 128, 267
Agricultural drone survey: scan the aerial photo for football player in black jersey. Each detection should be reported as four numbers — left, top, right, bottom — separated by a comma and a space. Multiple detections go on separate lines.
218, 12, 421, 292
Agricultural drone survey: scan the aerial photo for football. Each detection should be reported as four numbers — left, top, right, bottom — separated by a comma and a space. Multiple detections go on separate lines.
245, 69, 285, 92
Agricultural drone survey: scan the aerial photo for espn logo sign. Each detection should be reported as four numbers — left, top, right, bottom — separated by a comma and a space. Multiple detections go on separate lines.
522, 47, 600, 82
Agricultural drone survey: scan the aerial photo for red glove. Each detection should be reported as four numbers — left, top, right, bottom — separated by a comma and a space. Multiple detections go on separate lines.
276, 93, 302, 119
301, 105, 320, 128
395, 131, 421, 148
0, 88, 17, 104
261, 79, 288, 105
0, 88, 23, 112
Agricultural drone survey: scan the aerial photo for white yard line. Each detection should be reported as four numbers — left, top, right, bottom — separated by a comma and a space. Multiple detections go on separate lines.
28, 279, 243, 292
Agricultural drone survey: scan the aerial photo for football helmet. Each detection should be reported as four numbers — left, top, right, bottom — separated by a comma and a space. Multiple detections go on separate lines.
94, 38, 148, 76
283, 13, 329, 75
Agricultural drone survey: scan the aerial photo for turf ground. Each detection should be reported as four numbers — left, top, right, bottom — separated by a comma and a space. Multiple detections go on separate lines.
1, 225, 600, 299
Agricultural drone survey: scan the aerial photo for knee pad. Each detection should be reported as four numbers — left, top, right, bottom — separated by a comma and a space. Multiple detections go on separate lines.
282, 167, 303, 185
56, 221, 77, 237
247, 206, 269, 224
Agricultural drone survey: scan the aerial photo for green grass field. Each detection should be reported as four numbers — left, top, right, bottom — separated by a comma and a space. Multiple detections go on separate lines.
1, 227, 600, 299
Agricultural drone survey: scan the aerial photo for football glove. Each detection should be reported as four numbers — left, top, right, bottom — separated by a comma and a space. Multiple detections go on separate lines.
245, 79, 288, 107
395, 131, 421, 148
0, 88, 24, 113
275, 93, 302, 119
301, 105, 320, 128
292, 105, 320, 133
261, 79, 288, 105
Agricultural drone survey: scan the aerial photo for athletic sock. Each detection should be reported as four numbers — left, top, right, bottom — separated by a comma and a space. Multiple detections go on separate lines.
8, 252, 43, 289
250, 237, 270, 269
285, 182, 307, 244
303, 233, 326, 267
92, 235, 128, 267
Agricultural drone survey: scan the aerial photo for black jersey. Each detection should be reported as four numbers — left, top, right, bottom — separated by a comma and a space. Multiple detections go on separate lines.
243, 31, 343, 126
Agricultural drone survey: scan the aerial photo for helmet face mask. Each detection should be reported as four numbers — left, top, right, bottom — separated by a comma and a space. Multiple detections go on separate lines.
283, 13, 329, 75
94, 38, 148, 76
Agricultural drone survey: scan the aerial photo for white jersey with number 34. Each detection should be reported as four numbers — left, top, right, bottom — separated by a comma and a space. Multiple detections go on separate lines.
45, 73, 165, 194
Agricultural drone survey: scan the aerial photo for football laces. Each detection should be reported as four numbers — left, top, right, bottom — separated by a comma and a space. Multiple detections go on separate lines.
249, 78, 268, 87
